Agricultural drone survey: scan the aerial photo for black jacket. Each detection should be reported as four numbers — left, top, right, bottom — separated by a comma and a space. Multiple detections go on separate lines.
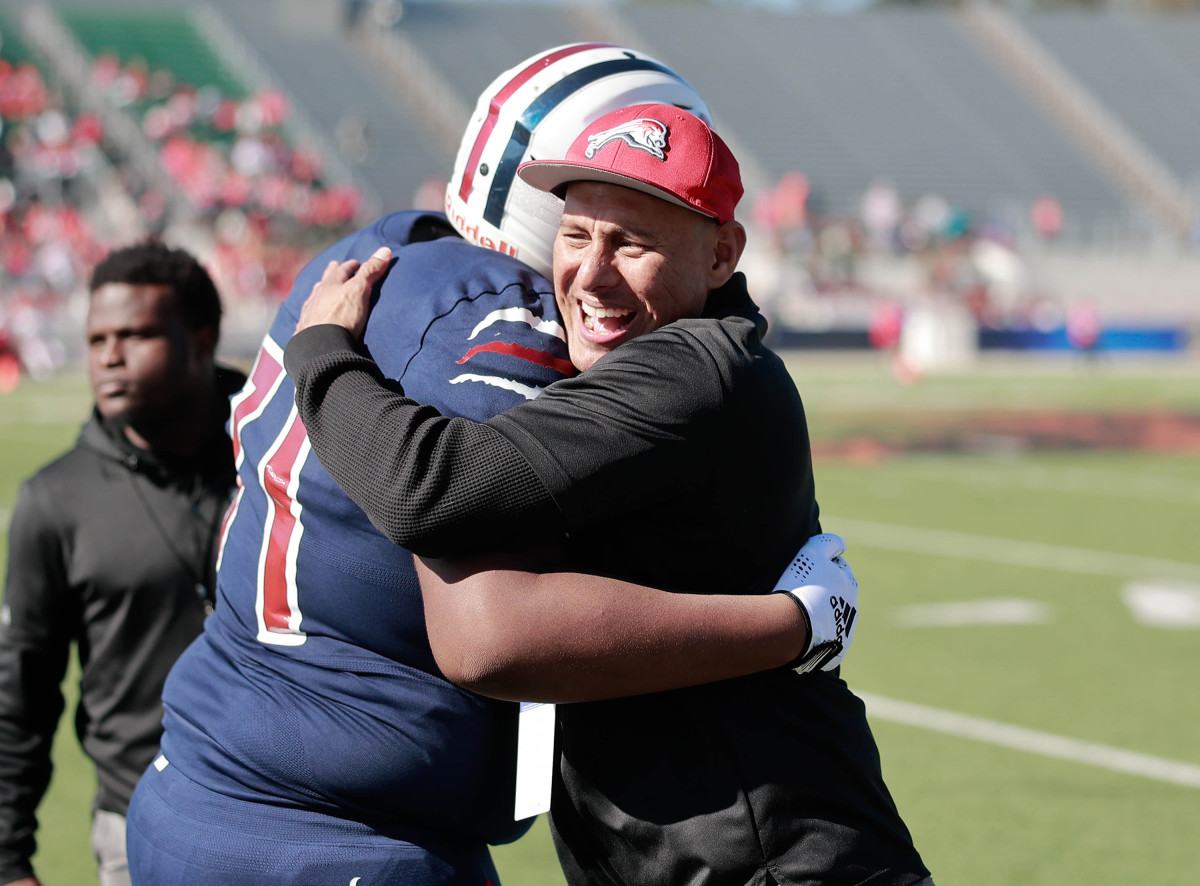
0, 367, 242, 883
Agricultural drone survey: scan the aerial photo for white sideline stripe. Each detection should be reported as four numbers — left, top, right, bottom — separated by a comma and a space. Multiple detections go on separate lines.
826, 516, 1200, 583
859, 693, 1200, 789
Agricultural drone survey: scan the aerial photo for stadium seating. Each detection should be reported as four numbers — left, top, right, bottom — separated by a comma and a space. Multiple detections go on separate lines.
31, 0, 1200, 247
63, 8, 246, 106
1019, 12, 1200, 192
3, 0, 1198, 361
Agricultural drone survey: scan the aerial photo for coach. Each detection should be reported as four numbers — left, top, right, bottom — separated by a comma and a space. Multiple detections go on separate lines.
289, 104, 933, 886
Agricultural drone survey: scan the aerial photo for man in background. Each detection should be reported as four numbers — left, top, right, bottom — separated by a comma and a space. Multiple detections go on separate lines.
0, 241, 242, 886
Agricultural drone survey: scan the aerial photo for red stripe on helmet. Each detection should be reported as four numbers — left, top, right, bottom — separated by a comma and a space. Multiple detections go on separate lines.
457, 43, 614, 203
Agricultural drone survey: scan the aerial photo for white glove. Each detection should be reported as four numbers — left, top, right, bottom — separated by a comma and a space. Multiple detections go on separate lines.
774, 533, 859, 674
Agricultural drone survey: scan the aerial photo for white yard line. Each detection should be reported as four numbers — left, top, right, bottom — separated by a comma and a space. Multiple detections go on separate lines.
859, 693, 1200, 789
826, 516, 1200, 583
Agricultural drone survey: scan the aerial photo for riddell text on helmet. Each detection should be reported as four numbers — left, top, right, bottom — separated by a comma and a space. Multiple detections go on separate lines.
446, 195, 519, 259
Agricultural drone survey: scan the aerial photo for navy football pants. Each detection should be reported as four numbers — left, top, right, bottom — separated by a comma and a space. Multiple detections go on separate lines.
126, 757, 502, 885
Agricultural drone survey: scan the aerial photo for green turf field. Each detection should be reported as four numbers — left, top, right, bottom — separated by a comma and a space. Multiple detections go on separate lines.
3, 355, 1199, 885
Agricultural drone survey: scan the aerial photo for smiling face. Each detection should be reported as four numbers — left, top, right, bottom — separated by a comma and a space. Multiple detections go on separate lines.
86, 282, 212, 438
553, 182, 743, 372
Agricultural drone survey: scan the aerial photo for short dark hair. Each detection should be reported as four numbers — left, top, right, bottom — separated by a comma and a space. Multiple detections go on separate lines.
90, 240, 223, 334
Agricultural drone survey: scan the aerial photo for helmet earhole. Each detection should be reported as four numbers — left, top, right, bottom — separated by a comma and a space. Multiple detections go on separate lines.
478, 163, 489, 177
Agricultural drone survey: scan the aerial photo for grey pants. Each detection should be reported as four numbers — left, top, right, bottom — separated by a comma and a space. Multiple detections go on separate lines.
91, 809, 132, 886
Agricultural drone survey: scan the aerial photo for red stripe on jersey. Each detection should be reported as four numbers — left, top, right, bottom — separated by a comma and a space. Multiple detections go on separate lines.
457, 341, 575, 376
457, 43, 610, 203
231, 349, 284, 465
213, 480, 242, 573
261, 416, 308, 635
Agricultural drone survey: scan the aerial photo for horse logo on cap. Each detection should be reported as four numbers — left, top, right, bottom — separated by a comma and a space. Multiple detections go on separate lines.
585, 118, 669, 161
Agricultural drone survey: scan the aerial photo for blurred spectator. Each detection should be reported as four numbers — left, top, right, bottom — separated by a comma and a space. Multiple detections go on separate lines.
0, 332, 18, 392
411, 176, 446, 212
745, 169, 1088, 346
82, 50, 363, 309
0, 60, 49, 119
1031, 195, 1064, 242
868, 299, 903, 351
1066, 300, 1103, 356
1, 54, 108, 381
0, 39, 367, 388
860, 177, 901, 253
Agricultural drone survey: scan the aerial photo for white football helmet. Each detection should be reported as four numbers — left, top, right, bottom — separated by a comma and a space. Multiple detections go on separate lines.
445, 43, 711, 279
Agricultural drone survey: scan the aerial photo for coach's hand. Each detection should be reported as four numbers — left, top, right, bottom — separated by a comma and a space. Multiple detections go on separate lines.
774, 533, 859, 674
295, 246, 393, 341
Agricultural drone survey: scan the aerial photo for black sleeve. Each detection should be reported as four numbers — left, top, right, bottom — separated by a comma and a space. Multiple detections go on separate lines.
285, 324, 561, 558
289, 321, 730, 543
0, 482, 73, 883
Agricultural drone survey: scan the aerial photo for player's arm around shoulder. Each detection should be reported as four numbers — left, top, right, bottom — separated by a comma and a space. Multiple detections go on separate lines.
416, 552, 809, 703
416, 530, 867, 701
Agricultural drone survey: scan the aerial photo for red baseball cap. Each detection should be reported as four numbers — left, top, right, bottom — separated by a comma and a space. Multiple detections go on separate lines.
517, 103, 742, 224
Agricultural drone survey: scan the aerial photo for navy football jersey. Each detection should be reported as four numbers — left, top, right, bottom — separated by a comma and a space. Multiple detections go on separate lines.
158, 212, 571, 845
